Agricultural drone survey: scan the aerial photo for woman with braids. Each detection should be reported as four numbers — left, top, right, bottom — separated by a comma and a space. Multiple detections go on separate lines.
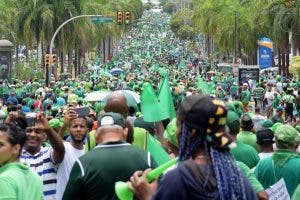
129, 95, 256, 200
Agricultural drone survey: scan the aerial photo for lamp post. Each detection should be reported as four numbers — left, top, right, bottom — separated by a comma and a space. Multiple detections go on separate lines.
234, 11, 237, 64
46, 14, 110, 86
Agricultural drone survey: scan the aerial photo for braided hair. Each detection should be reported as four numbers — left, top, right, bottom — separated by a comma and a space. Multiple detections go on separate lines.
178, 122, 247, 200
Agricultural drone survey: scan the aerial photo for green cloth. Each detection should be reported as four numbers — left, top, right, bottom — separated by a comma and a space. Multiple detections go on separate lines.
275, 124, 300, 148
282, 94, 295, 104
236, 161, 264, 193
164, 118, 178, 146
260, 119, 273, 128
230, 85, 239, 95
63, 141, 157, 200
0, 162, 43, 200
132, 127, 147, 149
146, 134, 171, 165
292, 184, 300, 200
272, 96, 281, 109
84, 130, 96, 153
241, 90, 251, 103
140, 83, 164, 122
157, 75, 176, 120
271, 122, 282, 132
255, 149, 300, 196
237, 131, 259, 152
230, 141, 260, 169
49, 119, 63, 128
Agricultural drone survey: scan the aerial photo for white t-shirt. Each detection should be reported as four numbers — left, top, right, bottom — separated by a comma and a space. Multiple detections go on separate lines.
258, 152, 273, 160
56, 142, 84, 200
264, 91, 274, 106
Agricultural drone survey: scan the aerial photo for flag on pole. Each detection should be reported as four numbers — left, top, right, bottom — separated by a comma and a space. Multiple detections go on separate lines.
141, 83, 167, 122
158, 75, 176, 119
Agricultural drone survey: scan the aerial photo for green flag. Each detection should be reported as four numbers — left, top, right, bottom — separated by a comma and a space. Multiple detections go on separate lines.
141, 83, 168, 122
178, 59, 186, 68
158, 75, 176, 119
146, 134, 171, 165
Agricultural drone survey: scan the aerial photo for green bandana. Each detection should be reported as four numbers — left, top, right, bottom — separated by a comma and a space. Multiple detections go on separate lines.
272, 149, 300, 167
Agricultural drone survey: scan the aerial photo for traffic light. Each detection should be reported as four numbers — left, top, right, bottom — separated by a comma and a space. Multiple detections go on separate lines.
117, 11, 123, 25
283, 0, 295, 7
124, 11, 131, 25
51, 54, 57, 64
45, 54, 50, 67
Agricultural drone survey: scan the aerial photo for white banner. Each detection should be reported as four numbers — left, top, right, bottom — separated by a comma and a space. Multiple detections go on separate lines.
266, 178, 290, 200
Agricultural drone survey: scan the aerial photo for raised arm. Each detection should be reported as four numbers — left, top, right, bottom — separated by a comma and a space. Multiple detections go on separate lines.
37, 112, 65, 163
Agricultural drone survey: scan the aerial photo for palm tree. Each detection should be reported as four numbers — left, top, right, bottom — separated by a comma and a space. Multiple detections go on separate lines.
264, 0, 300, 76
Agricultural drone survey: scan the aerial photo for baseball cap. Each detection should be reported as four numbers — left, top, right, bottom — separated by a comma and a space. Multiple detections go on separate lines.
256, 129, 274, 145
259, 119, 273, 128
98, 112, 125, 128
226, 110, 240, 133
178, 95, 232, 148
241, 114, 253, 128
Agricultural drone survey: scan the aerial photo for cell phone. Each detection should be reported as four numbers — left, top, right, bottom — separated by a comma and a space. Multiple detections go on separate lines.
26, 113, 37, 127
73, 107, 90, 117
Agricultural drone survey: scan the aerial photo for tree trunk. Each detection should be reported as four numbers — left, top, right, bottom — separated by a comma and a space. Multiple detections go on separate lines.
15, 43, 19, 63
102, 38, 106, 63
60, 51, 64, 73
278, 48, 282, 75
37, 42, 42, 69
68, 50, 72, 75
24, 45, 28, 63
74, 50, 78, 77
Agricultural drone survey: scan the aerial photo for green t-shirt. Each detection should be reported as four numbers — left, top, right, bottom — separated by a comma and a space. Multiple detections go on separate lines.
272, 96, 280, 109
0, 162, 43, 200
231, 141, 260, 169
241, 90, 251, 103
255, 150, 300, 196
63, 141, 157, 200
237, 131, 259, 152
230, 85, 239, 95
236, 161, 264, 193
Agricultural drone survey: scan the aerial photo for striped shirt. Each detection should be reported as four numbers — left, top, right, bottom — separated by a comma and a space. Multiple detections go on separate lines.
20, 147, 58, 200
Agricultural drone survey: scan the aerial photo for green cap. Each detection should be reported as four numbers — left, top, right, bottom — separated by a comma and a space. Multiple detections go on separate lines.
226, 111, 240, 132
271, 122, 282, 132
98, 112, 125, 128
275, 124, 300, 147
49, 119, 63, 129
260, 119, 273, 128
163, 118, 178, 146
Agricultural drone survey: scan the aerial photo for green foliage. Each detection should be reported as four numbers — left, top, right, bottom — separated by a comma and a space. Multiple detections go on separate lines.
144, 2, 154, 10
170, 8, 196, 41
163, 2, 177, 14
12, 62, 44, 80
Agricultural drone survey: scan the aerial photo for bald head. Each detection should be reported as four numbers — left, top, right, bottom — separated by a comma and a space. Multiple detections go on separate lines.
104, 92, 129, 118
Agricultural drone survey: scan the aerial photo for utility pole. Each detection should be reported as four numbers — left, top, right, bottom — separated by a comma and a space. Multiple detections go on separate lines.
234, 11, 237, 64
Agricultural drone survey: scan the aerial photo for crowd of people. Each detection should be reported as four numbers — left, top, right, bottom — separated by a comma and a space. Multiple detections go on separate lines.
1, 9, 300, 200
